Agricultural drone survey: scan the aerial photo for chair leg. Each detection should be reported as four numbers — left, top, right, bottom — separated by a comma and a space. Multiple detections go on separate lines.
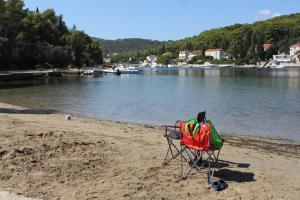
181, 149, 205, 179
163, 138, 171, 165
207, 151, 212, 184
206, 151, 218, 185
164, 138, 188, 165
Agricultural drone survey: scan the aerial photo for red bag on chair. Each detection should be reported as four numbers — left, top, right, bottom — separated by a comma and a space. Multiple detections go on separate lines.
179, 121, 211, 151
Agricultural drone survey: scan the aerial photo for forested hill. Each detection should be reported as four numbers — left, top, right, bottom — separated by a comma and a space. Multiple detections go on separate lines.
0, 0, 103, 70
93, 38, 171, 53
157, 13, 300, 64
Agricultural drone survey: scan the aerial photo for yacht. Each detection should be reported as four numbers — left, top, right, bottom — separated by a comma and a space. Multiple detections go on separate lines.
115, 65, 141, 74
83, 69, 94, 75
102, 68, 117, 73
269, 54, 300, 68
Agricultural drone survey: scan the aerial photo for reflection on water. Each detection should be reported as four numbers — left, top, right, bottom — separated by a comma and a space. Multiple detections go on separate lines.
1, 68, 300, 141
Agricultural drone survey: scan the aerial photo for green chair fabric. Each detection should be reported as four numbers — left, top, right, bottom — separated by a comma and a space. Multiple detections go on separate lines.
206, 119, 223, 149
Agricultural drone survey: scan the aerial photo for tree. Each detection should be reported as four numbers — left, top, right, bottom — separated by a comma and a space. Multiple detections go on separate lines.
256, 33, 265, 62
0, 0, 103, 69
88, 40, 103, 65
66, 30, 91, 67
265, 46, 278, 60
157, 52, 173, 65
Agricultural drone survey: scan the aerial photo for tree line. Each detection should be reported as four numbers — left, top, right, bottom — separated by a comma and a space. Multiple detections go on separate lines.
94, 38, 171, 54
112, 13, 300, 65
0, 0, 103, 70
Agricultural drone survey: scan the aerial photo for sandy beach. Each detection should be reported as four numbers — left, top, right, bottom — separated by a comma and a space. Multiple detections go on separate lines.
0, 102, 299, 200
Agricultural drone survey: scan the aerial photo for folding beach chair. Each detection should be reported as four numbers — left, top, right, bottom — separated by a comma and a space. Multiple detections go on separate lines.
163, 112, 206, 165
179, 118, 223, 185
163, 120, 186, 165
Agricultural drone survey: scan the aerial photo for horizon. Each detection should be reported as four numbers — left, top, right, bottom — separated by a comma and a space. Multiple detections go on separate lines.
24, 0, 300, 41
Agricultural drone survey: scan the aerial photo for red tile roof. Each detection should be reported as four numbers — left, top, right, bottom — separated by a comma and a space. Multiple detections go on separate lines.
206, 48, 222, 52
263, 43, 272, 50
291, 43, 300, 48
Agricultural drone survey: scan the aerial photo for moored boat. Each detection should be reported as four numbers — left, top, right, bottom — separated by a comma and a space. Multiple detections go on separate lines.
83, 69, 94, 75
115, 65, 141, 74
102, 68, 117, 73
268, 54, 300, 68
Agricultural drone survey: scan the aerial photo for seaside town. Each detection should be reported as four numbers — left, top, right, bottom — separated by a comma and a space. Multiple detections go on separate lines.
1, 0, 300, 200
103, 42, 300, 68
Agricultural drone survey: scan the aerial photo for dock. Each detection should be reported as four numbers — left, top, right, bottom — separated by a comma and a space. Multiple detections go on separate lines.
0, 68, 104, 83
0, 70, 62, 82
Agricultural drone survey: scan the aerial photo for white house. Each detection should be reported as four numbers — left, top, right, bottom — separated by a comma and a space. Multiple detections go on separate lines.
146, 55, 157, 63
179, 51, 189, 61
187, 50, 202, 61
179, 50, 202, 61
290, 43, 300, 63
103, 57, 111, 64
205, 48, 225, 60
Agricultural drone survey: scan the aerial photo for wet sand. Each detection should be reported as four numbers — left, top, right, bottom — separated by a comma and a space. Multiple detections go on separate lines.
0, 102, 299, 200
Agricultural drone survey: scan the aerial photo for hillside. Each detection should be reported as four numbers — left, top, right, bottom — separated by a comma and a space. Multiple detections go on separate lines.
93, 38, 171, 53
159, 13, 300, 64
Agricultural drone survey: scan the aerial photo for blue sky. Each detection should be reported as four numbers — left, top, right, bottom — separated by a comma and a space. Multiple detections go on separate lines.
24, 0, 300, 41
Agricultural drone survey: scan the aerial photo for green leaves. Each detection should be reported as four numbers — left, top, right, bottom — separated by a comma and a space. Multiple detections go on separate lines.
152, 13, 300, 65
0, 0, 103, 70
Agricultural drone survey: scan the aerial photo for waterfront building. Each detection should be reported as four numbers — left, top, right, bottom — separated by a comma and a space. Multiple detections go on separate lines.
146, 55, 157, 63
103, 57, 111, 64
187, 50, 202, 61
205, 48, 225, 60
179, 50, 202, 61
290, 43, 300, 63
179, 51, 189, 61
142, 55, 158, 66
263, 43, 272, 51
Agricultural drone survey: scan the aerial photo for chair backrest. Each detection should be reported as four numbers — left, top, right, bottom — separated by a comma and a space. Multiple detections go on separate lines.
179, 121, 212, 151
197, 111, 206, 123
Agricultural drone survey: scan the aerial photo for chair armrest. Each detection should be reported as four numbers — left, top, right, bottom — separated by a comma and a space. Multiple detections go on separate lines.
163, 120, 183, 136
163, 125, 181, 137
164, 125, 179, 128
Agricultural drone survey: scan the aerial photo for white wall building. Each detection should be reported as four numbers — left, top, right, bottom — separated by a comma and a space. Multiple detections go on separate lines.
103, 57, 111, 64
187, 50, 202, 61
290, 43, 300, 63
146, 55, 157, 63
142, 55, 157, 66
179, 50, 202, 61
179, 51, 189, 61
205, 49, 225, 60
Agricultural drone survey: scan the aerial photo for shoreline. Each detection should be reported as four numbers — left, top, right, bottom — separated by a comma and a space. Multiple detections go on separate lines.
1, 99, 299, 143
0, 102, 300, 199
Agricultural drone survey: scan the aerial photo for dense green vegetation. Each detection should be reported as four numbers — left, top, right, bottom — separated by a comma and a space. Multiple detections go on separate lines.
165, 13, 300, 64
93, 38, 170, 54
117, 13, 300, 65
0, 0, 103, 70
1, 0, 299, 67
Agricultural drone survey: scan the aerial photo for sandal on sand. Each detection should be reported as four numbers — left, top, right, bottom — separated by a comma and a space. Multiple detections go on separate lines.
211, 181, 221, 191
218, 179, 228, 190
211, 180, 228, 191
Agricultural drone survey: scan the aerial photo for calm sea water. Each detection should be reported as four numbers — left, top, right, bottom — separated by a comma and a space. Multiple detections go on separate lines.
1, 67, 300, 141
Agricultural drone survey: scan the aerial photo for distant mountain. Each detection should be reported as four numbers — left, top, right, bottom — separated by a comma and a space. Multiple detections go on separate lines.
93, 38, 172, 53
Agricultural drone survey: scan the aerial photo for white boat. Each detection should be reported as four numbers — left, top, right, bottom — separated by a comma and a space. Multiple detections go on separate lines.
218, 64, 233, 68
191, 62, 215, 68
83, 69, 94, 75
269, 54, 300, 68
102, 68, 117, 73
115, 65, 141, 74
